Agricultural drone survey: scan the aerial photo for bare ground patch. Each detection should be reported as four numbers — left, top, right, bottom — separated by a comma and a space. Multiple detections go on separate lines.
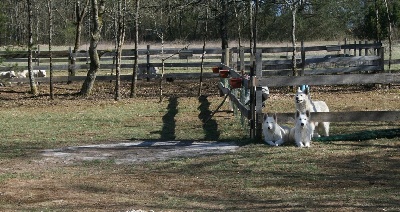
40, 140, 240, 165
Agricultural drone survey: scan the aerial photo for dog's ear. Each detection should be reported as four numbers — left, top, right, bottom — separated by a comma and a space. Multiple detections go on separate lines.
297, 87, 302, 92
296, 110, 300, 118
264, 113, 268, 121
273, 113, 277, 122
306, 110, 310, 117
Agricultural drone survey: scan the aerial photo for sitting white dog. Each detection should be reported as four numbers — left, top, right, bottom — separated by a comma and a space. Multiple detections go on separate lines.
263, 113, 291, 146
290, 110, 313, 148
294, 86, 329, 137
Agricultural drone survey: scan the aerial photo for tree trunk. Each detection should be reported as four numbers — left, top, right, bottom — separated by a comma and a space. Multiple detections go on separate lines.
220, 0, 228, 60
291, 7, 298, 76
70, 0, 89, 77
114, 0, 125, 101
80, 0, 105, 97
249, 0, 253, 58
234, 0, 242, 49
198, 0, 209, 97
130, 0, 140, 98
47, 0, 54, 99
27, 0, 38, 96
375, 0, 381, 41
383, 0, 392, 72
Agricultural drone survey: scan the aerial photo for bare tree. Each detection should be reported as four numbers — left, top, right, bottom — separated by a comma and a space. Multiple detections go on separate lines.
220, 0, 229, 62
198, 0, 209, 96
383, 0, 392, 72
130, 0, 140, 98
79, 0, 105, 97
374, 0, 381, 41
47, 0, 54, 99
114, 0, 126, 101
249, 0, 253, 57
285, 0, 305, 77
69, 0, 90, 77
27, 0, 38, 96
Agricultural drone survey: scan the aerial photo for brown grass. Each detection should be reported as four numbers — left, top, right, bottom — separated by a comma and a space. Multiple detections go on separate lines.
0, 79, 399, 211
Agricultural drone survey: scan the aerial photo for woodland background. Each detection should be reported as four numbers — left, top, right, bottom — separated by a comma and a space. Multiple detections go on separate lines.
0, 0, 399, 47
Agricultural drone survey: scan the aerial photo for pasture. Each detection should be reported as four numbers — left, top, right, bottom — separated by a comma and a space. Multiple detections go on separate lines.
0, 78, 399, 211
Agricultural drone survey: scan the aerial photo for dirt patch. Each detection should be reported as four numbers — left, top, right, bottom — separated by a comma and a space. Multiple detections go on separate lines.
41, 140, 240, 164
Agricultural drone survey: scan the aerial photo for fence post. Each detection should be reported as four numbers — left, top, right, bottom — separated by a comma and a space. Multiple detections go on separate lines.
68, 46, 76, 82
379, 46, 385, 72
300, 41, 305, 76
239, 47, 245, 75
36, 44, 40, 66
249, 53, 255, 139
223, 47, 230, 67
146, 45, 150, 81
255, 49, 263, 141
229, 48, 234, 70
238, 47, 247, 127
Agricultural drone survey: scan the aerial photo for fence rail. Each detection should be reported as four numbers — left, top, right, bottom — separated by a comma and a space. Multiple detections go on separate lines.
1, 45, 224, 83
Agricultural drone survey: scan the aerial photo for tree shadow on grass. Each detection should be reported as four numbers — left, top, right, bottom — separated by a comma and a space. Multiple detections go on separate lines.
160, 96, 178, 140
314, 128, 400, 142
198, 95, 220, 140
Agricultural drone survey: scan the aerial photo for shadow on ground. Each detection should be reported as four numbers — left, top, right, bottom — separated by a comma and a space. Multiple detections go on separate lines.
315, 128, 400, 142
198, 95, 221, 140
160, 96, 178, 140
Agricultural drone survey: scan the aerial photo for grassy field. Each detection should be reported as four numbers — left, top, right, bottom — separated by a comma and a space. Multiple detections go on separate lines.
0, 79, 399, 211
1, 40, 400, 211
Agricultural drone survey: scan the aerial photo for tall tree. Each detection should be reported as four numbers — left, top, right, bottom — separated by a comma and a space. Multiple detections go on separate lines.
198, 0, 209, 96
383, 0, 392, 71
285, 0, 306, 76
79, 0, 105, 97
130, 0, 140, 98
27, 0, 38, 96
220, 0, 229, 54
69, 0, 90, 77
0, 2, 7, 46
375, 0, 381, 41
249, 0, 253, 56
114, 0, 126, 101
47, 0, 54, 99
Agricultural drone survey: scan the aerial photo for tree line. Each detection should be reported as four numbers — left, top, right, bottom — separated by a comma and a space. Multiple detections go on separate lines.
0, 0, 399, 47
0, 0, 399, 99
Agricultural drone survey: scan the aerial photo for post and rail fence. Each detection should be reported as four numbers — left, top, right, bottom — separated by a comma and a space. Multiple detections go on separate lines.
217, 41, 400, 140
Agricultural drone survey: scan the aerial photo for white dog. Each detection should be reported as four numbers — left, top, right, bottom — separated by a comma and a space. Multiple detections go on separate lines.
291, 110, 313, 148
138, 66, 159, 75
0, 71, 16, 79
295, 87, 329, 137
18, 70, 47, 78
0, 71, 17, 86
263, 113, 291, 146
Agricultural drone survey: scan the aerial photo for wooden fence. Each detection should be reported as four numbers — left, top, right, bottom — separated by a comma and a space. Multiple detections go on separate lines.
217, 42, 400, 140
0, 45, 224, 83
